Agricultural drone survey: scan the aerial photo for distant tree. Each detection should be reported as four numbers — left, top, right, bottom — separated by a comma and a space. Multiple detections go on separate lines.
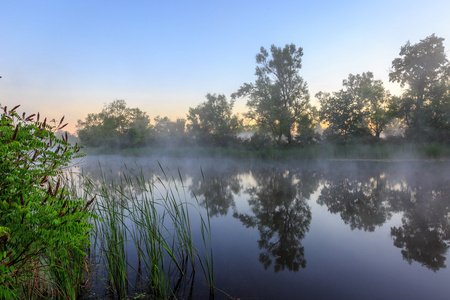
358, 74, 391, 138
187, 93, 242, 146
426, 80, 450, 140
126, 107, 153, 146
77, 100, 152, 147
317, 90, 364, 143
383, 114, 406, 138
295, 113, 318, 146
389, 34, 450, 141
153, 115, 186, 145
232, 44, 311, 145
318, 72, 390, 142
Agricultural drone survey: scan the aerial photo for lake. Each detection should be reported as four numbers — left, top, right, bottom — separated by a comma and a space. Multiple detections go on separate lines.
77, 155, 450, 300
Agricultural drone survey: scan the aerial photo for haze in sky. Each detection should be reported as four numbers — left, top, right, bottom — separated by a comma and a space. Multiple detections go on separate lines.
1, 0, 449, 133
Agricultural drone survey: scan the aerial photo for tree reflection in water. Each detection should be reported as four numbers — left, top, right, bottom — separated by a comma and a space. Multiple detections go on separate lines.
317, 163, 392, 232
234, 167, 317, 272
78, 157, 450, 272
388, 164, 450, 271
317, 162, 450, 271
188, 163, 241, 217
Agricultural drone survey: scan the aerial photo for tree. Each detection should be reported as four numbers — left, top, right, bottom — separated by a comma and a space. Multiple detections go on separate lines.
77, 100, 152, 147
153, 115, 186, 145
295, 113, 317, 146
0, 105, 93, 298
187, 93, 242, 146
232, 44, 310, 145
318, 72, 390, 142
389, 34, 450, 141
426, 80, 450, 141
346, 72, 391, 138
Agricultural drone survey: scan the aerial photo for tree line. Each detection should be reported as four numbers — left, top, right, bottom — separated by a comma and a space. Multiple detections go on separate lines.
77, 34, 450, 148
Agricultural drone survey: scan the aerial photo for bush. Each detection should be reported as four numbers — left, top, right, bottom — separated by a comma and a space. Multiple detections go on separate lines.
245, 131, 276, 150
0, 105, 94, 299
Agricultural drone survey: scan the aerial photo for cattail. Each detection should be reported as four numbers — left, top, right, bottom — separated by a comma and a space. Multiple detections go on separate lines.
31, 150, 38, 162
11, 125, 19, 141
55, 178, 61, 194
58, 116, 65, 127
40, 196, 49, 205
47, 183, 53, 196
83, 196, 96, 211
25, 114, 36, 121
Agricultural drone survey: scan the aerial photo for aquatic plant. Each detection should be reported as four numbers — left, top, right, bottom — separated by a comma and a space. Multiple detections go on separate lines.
77, 163, 215, 299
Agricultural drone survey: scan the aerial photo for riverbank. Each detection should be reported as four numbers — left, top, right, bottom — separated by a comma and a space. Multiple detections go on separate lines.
82, 142, 450, 161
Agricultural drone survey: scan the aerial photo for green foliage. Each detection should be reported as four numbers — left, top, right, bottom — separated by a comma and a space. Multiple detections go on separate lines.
0, 105, 93, 298
77, 99, 152, 147
245, 131, 276, 151
153, 115, 187, 146
389, 34, 450, 142
318, 72, 390, 143
232, 44, 311, 145
74, 36, 449, 149
187, 93, 242, 146
389, 34, 450, 96
295, 113, 319, 146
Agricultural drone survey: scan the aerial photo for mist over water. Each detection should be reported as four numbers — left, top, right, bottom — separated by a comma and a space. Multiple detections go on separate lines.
78, 155, 450, 300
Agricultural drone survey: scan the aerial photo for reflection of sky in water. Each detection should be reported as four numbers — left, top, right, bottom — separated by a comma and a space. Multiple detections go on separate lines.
76, 156, 450, 300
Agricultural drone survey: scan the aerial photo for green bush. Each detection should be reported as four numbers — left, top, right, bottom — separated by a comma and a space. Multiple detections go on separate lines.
0, 105, 94, 299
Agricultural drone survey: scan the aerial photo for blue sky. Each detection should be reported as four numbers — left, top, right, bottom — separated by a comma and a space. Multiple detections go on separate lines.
1, 0, 450, 133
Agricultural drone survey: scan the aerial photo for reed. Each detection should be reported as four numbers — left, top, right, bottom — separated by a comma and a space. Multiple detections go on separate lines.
95, 169, 129, 298
76, 163, 215, 299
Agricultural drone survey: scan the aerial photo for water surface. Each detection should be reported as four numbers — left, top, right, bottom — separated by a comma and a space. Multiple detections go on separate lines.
78, 156, 450, 300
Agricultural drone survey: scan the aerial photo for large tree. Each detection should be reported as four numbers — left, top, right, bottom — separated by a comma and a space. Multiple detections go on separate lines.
389, 34, 450, 141
318, 72, 390, 142
232, 44, 310, 145
348, 72, 391, 138
187, 93, 242, 146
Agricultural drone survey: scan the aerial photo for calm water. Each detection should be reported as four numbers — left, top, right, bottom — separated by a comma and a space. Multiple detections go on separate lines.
78, 155, 450, 300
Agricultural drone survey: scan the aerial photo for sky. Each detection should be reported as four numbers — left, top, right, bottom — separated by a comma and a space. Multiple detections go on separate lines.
1, 0, 450, 134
